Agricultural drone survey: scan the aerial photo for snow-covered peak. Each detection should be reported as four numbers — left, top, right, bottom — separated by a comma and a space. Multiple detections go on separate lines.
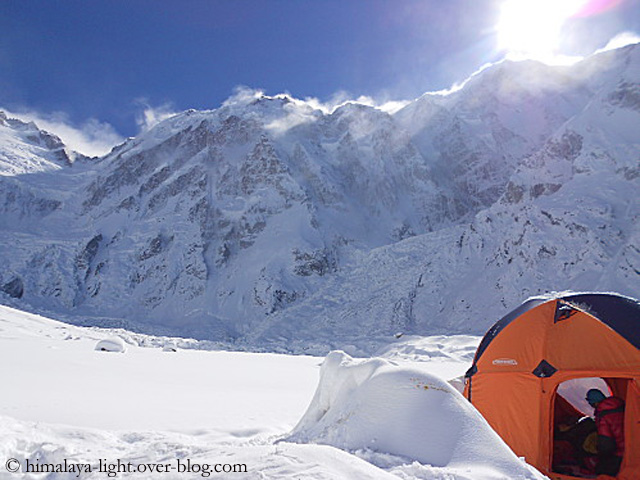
574, 42, 640, 87
0, 44, 638, 353
0, 111, 75, 175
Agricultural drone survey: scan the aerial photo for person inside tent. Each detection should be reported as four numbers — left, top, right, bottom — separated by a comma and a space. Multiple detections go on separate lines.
552, 393, 599, 477
586, 388, 625, 477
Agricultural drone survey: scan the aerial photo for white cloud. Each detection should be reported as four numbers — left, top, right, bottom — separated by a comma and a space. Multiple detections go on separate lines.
134, 99, 179, 132
597, 31, 640, 53
2, 108, 124, 157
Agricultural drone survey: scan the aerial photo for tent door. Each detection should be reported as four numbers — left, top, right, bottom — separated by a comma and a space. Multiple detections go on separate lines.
550, 377, 630, 479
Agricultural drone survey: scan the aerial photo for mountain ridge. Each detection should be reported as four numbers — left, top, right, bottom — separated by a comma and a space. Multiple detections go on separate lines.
0, 44, 638, 354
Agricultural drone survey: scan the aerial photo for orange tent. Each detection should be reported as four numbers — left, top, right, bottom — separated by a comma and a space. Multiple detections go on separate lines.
463, 293, 640, 480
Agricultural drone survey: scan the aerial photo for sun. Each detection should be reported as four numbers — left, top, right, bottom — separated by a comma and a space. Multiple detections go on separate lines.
497, 0, 587, 60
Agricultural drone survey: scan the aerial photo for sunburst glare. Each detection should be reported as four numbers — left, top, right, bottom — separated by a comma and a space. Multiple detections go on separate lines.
497, 0, 588, 62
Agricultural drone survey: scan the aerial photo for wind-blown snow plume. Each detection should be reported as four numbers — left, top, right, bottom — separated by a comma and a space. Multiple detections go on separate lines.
598, 31, 640, 52
134, 99, 179, 133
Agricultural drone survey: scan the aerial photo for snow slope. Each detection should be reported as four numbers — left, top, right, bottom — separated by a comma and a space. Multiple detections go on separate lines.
0, 111, 74, 176
0, 305, 547, 480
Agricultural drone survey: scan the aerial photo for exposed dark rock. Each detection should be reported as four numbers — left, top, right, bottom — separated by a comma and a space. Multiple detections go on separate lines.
1, 277, 24, 298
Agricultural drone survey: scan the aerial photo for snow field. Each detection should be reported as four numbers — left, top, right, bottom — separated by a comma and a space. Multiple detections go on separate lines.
0, 306, 319, 434
0, 306, 546, 479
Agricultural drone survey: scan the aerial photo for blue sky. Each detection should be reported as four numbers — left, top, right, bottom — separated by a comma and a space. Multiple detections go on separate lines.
1, 0, 639, 155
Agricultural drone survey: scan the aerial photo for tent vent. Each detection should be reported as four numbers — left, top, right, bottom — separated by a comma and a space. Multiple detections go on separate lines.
532, 360, 558, 378
554, 301, 578, 323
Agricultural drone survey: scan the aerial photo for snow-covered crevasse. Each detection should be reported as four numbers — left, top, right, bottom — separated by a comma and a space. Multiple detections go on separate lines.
287, 351, 546, 480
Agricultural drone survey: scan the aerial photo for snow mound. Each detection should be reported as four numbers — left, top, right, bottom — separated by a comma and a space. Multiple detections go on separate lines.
287, 351, 546, 480
94, 336, 126, 353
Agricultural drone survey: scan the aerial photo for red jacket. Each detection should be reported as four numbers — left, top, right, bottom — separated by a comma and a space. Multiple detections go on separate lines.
595, 396, 625, 457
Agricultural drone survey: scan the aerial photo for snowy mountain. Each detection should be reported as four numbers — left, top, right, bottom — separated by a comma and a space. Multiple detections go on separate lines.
0, 111, 78, 175
0, 44, 638, 353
